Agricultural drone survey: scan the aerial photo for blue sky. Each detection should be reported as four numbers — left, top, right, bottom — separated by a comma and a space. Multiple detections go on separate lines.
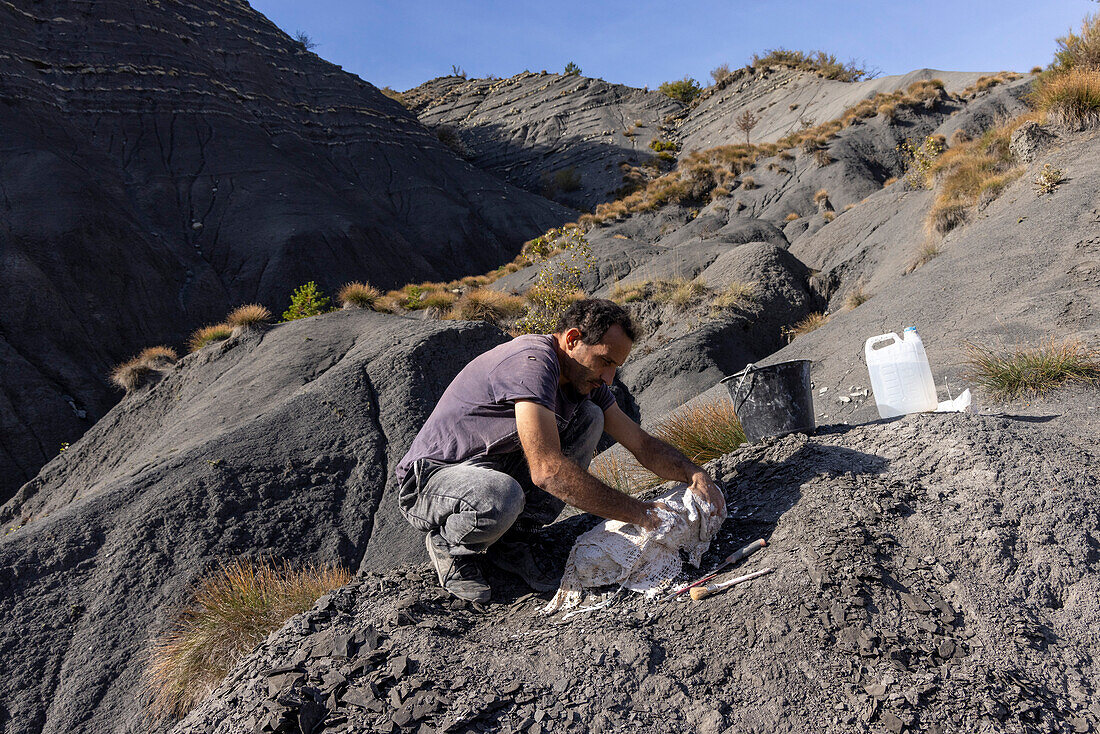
248, 1, 1097, 91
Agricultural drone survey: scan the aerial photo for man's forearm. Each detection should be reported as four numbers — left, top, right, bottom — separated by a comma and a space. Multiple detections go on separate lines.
538, 457, 653, 526
634, 433, 703, 482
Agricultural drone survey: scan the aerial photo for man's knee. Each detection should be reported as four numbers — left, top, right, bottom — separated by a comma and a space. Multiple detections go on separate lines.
469, 469, 526, 529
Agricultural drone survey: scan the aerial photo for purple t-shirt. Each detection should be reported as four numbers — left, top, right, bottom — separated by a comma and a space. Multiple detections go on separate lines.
395, 334, 615, 484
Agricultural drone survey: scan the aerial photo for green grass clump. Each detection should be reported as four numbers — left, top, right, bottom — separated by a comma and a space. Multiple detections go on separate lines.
964, 339, 1100, 399
145, 559, 350, 718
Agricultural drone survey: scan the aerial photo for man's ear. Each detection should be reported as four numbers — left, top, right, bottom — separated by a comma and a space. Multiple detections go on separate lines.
563, 327, 583, 350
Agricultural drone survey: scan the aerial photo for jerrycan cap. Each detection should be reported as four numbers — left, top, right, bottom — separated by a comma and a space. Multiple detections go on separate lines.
903, 326, 917, 332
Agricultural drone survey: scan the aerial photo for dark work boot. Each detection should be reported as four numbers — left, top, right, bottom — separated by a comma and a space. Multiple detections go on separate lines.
425, 532, 491, 603
486, 534, 560, 592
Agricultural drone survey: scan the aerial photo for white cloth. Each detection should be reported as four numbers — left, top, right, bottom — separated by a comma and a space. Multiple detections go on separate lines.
543, 484, 726, 614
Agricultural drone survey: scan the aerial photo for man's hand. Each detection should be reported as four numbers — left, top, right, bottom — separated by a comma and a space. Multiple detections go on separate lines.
688, 470, 725, 516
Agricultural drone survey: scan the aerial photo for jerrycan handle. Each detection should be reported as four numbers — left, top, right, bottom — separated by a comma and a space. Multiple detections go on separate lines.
865, 333, 900, 357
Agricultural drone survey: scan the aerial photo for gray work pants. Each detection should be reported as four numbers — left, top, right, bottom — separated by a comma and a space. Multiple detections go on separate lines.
399, 401, 604, 556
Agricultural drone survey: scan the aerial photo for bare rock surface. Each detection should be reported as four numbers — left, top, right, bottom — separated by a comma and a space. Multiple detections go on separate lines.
0, 311, 509, 734
172, 412, 1100, 734
0, 0, 568, 502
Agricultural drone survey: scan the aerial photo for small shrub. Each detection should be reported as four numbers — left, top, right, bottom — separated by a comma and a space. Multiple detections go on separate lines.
710, 63, 732, 85
900, 135, 946, 188
434, 125, 470, 157
145, 559, 350, 718
563, 61, 581, 76
877, 102, 897, 120
785, 212, 800, 222
1031, 66, 1043, 75
813, 189, 829, 205
785, 312, 828, 341
110, 358, 154, 392
293, 31, 317, 50
651, 277, 707, 309
1050, 12, 1100, 73
281, 282, 330, 322
649, 139, 678, 152
338, 281, 381, 309
657, 77, 703, 104
814, 148, 833, 166
711, 281, 755, 310
1030, 67, 1100, 128
822, 211, 836, 222
735, 108, 759, 144
516, 227, 595, 334
740, 176, 757, 189
188, 324, 232, 353
1033, 163, 1065, 195
545, 167, 582, 194
450, 64, 466, 78
446, 289, 526, 323
225, 304, 271, 329
925, 124, 1023, 235
948, 129, 972, 146
963, 339, 1100, 399
751, 48, 874, 82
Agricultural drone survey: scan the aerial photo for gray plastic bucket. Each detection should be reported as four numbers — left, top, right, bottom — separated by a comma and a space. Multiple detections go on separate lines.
721, 360, 815, 443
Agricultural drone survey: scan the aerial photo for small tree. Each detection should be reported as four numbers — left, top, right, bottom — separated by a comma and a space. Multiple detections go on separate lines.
657, 77, 702, 104
563, 61, 582, 76
293, 31, 317, 50
735, 108, 759, 143
281, 281, 330, 322
710, 63, 732, 85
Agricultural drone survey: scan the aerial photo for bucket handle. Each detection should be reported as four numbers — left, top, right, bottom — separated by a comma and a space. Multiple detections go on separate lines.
730, 363, 756, 412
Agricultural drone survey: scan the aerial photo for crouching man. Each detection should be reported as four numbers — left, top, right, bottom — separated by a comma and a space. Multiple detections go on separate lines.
395, 299, 724, 602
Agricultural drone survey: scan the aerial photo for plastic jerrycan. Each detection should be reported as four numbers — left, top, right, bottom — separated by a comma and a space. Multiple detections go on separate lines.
865, 327, 938, 419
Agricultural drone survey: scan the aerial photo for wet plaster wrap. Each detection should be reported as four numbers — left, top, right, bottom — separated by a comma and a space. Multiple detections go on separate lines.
543, 485, 726, 614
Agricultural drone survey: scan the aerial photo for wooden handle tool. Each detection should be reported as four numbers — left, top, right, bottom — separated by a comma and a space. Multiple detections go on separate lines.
689, 567, 773, 600
663, 539, 767, 601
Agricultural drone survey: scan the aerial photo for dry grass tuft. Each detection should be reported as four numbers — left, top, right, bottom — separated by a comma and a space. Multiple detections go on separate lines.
446, 289, 526, 323
906, 241, 942, 273
1051, 12, 1100, 73
925, 123, 1024, 235
785, 312, 828, 341
711, 281, 756, 311
1031, 67, 1100, 129
138, 345, 178, 366
225, 304, 271, 329
822, 211, 836, 222
963, 338, 1100, 399
844, 287, 869, 309
338, 282, 381, 309
188, 324, 232, 353
785, 212, 800, 222
609, 281, 648, 304
110, 358, 154, 392
653, 278, 708, 309
589, 451, 656, 494
813, 189, 829, 205
145, 558, 350, 719
740, 176, 757, 189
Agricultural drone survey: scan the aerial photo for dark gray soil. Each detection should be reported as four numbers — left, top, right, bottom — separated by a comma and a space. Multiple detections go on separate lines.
172, 410, 1100, 734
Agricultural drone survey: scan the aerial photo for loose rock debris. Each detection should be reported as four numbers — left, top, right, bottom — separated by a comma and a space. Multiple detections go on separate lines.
173, 414, 1100, 734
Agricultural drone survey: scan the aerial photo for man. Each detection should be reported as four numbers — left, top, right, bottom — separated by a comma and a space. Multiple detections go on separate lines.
396, 298, 724, 602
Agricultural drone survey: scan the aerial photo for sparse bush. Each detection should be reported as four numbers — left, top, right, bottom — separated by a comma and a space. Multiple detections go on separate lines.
564, 61, 582, 76
1030, 67, 1100, 128
293, 31, 317, 50
1031, 66, 1043, 75
145, 559, 350, 718
338, 282, 381, 309
814, 149, 833, 167
434, 124, 470, 157
450, 64, 466, 78
822, 211, 836, 222
948, 129, 972, 146
225, 304, 271, 329
877, 102, 897, 120
963, 338, 1100, 399
1033, 163, 1065, 195
740, 176, 757, 189
515, 227, 594, 334
281, 282, 330, 322
657, 77, 703, 104
649, 139, 678, 152
542, 166, 582, 196
610, 281, 647, 304
899, 134, 946, 188
1050, 13, 1100, 73
751, 48, 874, 82
651, 277, 707, 309
785, 212, 800, 222
785, 312, 828, 341
710, 63, 732, 85
813, 189, 829, 205
711, 281, 756, 310
187, 324, 232, 353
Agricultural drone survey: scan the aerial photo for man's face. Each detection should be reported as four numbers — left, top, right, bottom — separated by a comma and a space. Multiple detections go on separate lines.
559, 324, 633, 394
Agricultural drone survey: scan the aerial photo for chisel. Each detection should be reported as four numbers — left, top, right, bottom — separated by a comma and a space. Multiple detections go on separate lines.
689, 567, 773, 600
663, 538, 766, 601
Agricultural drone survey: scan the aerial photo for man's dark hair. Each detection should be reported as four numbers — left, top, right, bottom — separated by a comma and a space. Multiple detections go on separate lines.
554, 298, 637, 344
